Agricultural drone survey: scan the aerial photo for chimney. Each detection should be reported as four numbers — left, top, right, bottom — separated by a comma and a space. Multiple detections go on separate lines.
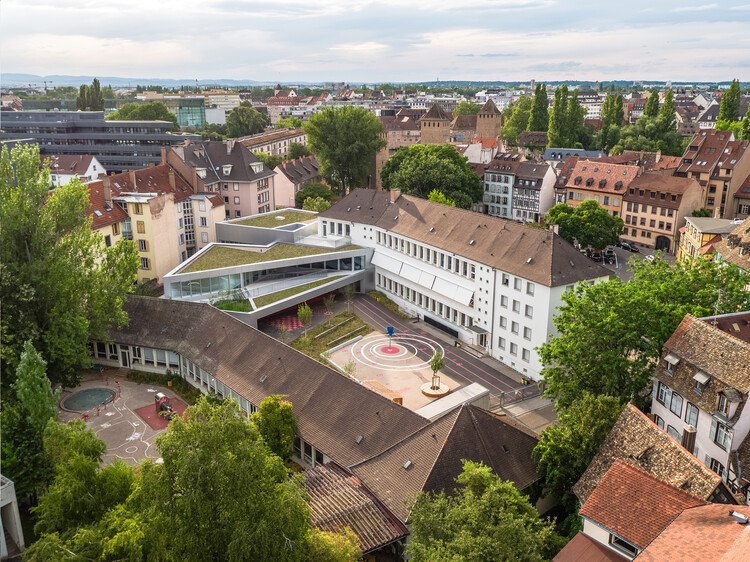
102, 177, 112, 205
681, 425, 697, 454
129, 169, 137, 188
168, 167, 176, 189
226, 139, 235, 155
390, 188, 401, 203
160, 146, 168, 164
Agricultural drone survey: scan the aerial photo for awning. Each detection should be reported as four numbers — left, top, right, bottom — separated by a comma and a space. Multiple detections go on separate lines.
467, 325, 488, 335
664, 353, 680, 365
693, 371, 710, 385
371, 253, 403, 276
432, 276, 474, 306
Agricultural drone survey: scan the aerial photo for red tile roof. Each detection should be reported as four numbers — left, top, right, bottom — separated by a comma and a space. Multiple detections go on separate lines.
106, 164, 194, 203
580, 460, 707, 549
565, 161, 641, 194
553, 532, 627, 562
44, 154, 96, 176
637, 503, 750, 561
87, 181, 129, 230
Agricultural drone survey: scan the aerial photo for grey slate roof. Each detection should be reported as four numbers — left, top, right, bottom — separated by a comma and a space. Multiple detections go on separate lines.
175, 140, 274, 185
320, 189, 612, 287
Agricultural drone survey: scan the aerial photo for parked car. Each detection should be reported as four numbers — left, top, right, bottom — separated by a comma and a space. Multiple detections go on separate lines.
603, 248, 616, 264
645, 254, 655, 262
620, 242, 640, 253
590, 252, 603, 262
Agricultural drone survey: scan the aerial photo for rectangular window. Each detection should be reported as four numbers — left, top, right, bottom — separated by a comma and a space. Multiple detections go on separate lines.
136, 220, 145, 234
656, 381, 671, 406
685, 402, 698, 427
526, 282, 535, 296
500, 295, 508, 308
712, 419, 731, 450
512, 300, 520, 313
717, 393, 728, 416
522, 348, 530, 362
525, 304, 533, 318
140, 257, 150, 270
200, 217, 208, 227
498, 337, 505, 349
514, 278, 522, 291
609, 536, 639, 557
499, 316, 507, 329
667, 425, 680, 441
138, 239, 147, 252
523, 327, 532, 340
709, 457, 725, 478
509, 343, 518, 356
511, 321, 519, 335
134, 203, 142, 215
669, 392, 683, 417
201, 232, 209, 243
502, 273, 509, 286
654, 414, 665, 429
304, 442, 313, 464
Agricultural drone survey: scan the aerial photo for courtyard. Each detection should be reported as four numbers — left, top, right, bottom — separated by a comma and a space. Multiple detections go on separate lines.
58, 370, 187, 466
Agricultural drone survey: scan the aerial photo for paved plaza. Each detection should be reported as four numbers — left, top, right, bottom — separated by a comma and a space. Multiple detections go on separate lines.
59, 370, 186, 466
327, 331, 460, 410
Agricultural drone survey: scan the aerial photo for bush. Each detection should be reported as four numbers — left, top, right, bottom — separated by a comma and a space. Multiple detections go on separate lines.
367, 291, 409, 319
213, 299, 253, 312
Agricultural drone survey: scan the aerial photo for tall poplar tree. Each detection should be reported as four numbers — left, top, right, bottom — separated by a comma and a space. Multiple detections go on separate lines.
527, 83, 549, 131
658, 89, 676, 128
547, 84, 567, 147
718, 79, 741, 122
643, 90, 659, 118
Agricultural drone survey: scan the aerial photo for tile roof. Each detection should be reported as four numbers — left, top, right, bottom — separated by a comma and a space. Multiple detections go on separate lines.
422, 103, 451, 121
713, 216, 750, 272
565, 161, 641, 195
636, 503, 750, 561
275, 155, 320, 184
103, 163, 195, 203
44, 154, 96, 176
451, 114, 477, 130
519, 131, 548, 147
700, 310, 750, 345
175, 140, 274, 185
624, 172, 699, 209
737, 171, 750, 200
573, 404, 733, 505
305, 463, 407, 553
554, 155, 580, 189
580, 460, 707, 549
320, 189, 612, 287
87, 181, 129, 230
380, 115, 419, 132
553, 532, 627, 562
478, 99, 501, 115
351, 406, 539, 521
236, 128, 306, 147
663, 314, 750, 395
110, 297, 430, 469
515, 161, 550, 182
486, 152, 525, 174
676, 130, 736, 176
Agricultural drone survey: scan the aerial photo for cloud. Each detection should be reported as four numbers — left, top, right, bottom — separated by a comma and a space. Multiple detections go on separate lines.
328, 41, 389, 53
525, 61, 582, 72
671, 3, 718, 12
457, 53, 519, 58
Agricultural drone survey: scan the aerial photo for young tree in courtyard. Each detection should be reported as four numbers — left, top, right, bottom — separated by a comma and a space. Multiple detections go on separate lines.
341, 284, 356, 314
252, 394, 297, 460
429, 351, 445, 390
533, 394, 623, 513
0, 144, 139, 386
408, 461, 563, 561
304, 106, 386, 195
297, 302, 313, 336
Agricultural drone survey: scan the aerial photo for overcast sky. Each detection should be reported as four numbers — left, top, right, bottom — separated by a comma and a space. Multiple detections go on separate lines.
2, 0, 749, 83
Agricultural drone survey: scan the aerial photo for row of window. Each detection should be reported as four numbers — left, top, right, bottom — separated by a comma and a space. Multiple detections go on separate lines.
376, 273, 473, 328
626, 228, 653, 239
624, 215, 673, 231
322, 220, 351, 238
376, 231, 477, 281
567, 192, 621, 207
625, 201, 676, 216
496, 337, 531, 362
656, 381, 731, 450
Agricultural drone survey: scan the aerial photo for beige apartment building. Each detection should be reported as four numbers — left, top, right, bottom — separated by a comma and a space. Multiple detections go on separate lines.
674, 130, 750, 219
372, 110, 421, 189
621, 172, 702, 253
237, 128, 307, 157
564, 161, 640, 217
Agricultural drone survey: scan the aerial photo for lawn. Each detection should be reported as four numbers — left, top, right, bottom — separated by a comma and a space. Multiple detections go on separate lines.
253, 276, 345, 308
214, 299, 253, 312
180, 244, 361, 273
233, 210, 316, 228
291, 311, 372, 363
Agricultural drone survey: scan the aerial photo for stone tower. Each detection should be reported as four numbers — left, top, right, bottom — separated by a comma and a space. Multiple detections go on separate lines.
419, 103, 451, 145
475, 99, 503, 139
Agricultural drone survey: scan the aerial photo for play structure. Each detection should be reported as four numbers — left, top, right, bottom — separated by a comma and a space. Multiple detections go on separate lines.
154, 392, 175, 420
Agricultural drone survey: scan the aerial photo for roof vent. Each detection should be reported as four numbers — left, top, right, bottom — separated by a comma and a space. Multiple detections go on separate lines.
259, 374, 268, 384
730, 511, 749, 525
569, 260, 575, 267
469, 240, 475, 245
403, 460, 413, 470
347, 207, 351, 212
526, 257, 533, 264
429, 227, 435, 232
355, 435, 363, 444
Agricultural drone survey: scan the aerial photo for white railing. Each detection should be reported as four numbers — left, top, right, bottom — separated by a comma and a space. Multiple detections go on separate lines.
242, 271, 334, 299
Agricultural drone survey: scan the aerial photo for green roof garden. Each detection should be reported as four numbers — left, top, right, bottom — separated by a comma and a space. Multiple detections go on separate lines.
179, 244, 361, 273
253, 276, 346, 308
233, 210, 317, 228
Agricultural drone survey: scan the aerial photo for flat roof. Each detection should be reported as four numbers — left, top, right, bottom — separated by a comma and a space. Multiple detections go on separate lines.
231, 209, 318, 229
177, 243, 361, 274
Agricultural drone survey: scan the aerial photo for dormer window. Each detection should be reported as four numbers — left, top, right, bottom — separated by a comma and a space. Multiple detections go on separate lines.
693, 371, 710, 395
717, 392, 728, 417
197, 168, 207, 179
663, 353, 679, 374
222, 164, 233, 176
574, 176, 582, 185
251, 162, 263, 173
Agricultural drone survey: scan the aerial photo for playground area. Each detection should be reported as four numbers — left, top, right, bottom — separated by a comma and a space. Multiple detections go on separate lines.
326, 331, 460, 410
58, 370, 187, 466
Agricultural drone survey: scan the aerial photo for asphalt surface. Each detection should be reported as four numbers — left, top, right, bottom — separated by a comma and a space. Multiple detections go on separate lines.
353, 295, 520, 395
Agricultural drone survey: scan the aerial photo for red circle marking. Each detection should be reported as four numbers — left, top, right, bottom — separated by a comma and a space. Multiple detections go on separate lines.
380, 345, 400, 355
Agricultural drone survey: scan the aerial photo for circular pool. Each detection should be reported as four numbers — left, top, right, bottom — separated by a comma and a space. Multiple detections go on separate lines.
62, 388, 116, 412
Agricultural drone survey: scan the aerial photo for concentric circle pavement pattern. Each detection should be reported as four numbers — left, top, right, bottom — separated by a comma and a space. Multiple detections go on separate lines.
350, 334, 444, 372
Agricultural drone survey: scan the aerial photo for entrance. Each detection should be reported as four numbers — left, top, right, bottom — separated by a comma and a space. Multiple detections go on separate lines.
477, 332, 488, 349
655, 235, 671, 252
120, 348, 130, 369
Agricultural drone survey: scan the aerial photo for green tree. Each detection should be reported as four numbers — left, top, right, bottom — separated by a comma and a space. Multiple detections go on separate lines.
501, 96, 533, 146
298, 302, 313, 337
304, 106, 386, 195
533, 394, 623, 512
296, 181, 333, 208
303, 196, 331, 212
453, 100, 481, 117
408, 461, 562, 562
658, 89, 676, 127
0, 144, 139, 386
196, 123, 228, 140
540, 256, 750, 408
692, 208, 712, 217
380, 145, 482, 209
255, 151, 284, 170
611, 112, 687, 156
718, 79, 741, 122
544, 200, 623, 250
742, 105, 750, 141
427, 189, 456, 206
341, 284, 355, 314
75, 78, 104, 111
252, 394, 297, 460
226, 105, 269, 138
547, 84, 568, 147
288, 142, 311, 160
12, 340, 59, 434
598, 93, 624, 150
643, 90, 659, 118
277, 116, 304, 129
305, 528, 361, 562
106, 101, 179, 130
527, 84, 549, 132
